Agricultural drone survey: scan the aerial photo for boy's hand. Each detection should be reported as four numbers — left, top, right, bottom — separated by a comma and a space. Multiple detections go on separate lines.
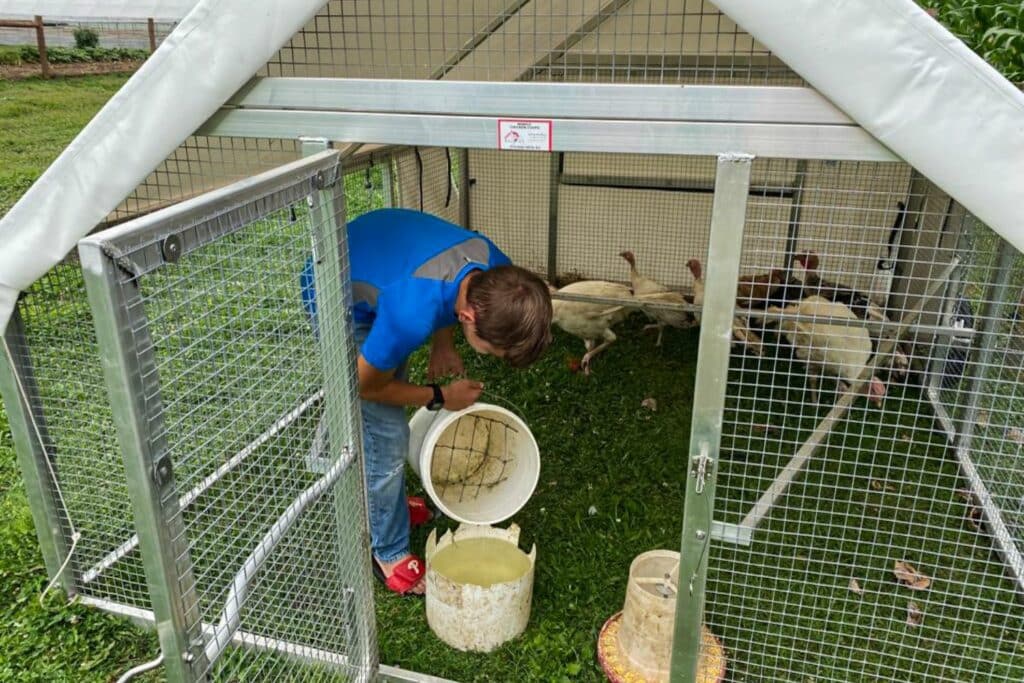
442, 379, 484, 411
428, 343, 465, 381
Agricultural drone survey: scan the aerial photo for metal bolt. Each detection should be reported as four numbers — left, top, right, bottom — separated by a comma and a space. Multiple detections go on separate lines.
153, 456, 173, 487
161, 234, 182, 263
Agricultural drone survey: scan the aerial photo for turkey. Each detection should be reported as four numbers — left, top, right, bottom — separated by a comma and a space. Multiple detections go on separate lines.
769, 295, 886, 406
793, 251, 887, 323
688, 259, 764, 357
736, 268, 789, 309
619, 250, 691, 346
551, 280, 634, 374
794, 251, 909, 377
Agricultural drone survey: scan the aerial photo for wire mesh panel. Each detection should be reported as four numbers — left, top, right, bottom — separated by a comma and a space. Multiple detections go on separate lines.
108, 137, 303, 224
702, 159, 1024, 681
79, 151, 377, 681
263, 0, 800, 85
0, 266, 150, 609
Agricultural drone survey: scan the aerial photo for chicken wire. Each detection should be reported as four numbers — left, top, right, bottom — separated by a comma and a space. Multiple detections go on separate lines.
696, 161, 1024, 682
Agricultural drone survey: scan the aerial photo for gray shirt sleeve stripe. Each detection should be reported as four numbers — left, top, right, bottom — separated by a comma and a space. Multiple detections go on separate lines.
412, 237, 492, 281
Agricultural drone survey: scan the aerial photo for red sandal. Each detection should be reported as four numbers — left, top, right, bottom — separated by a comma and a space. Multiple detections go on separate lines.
372, 555, 426, 597
408, 496, 434, 527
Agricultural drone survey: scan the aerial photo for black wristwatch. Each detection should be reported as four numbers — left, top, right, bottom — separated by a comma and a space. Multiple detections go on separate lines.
426, 383, 445, 411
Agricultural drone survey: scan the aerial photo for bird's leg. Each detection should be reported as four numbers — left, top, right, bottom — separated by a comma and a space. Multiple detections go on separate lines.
581, 339, 596, 375
806, 366, 821, 404
580, 330, 617, 374
641, 322, 666, 347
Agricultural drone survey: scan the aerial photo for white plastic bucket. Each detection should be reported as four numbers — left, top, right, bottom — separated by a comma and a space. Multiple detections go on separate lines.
407, 403, 540, 525
425, 523, 536, 653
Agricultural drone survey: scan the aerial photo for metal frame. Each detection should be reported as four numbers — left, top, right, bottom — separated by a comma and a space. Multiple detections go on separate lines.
77, 596, 457, 683
303, 137, 379, 678
226, 79, 855, 124
0, 309, 76, 593
950, 238, 1024, 597
547, 152, 563, 282
79, 238, 203, 681
77, 149, 384, 680
671, 153, 752, 681
202, 79, 896, 162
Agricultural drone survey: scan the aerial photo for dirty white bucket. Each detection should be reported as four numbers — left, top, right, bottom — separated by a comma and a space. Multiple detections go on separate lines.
407, 403, 540, 525
425, 523, 536, 652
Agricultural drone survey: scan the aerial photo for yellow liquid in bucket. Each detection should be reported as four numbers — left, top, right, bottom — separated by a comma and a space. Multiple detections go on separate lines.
430, 537, 531, 588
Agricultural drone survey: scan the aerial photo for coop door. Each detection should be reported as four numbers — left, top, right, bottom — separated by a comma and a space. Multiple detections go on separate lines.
80, 151, 377, 682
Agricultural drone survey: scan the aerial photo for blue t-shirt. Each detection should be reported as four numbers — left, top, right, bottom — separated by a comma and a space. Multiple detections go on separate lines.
301, 208, 511, 371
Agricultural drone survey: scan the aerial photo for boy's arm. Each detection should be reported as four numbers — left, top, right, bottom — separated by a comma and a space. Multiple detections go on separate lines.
428, 326, 464, 380
358, 355, 480, 410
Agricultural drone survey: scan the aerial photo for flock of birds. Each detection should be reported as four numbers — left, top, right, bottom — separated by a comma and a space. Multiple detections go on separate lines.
550, 250, 908, 407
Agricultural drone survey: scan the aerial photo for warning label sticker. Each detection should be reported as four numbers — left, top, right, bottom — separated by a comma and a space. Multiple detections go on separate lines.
497, 119, 553, 151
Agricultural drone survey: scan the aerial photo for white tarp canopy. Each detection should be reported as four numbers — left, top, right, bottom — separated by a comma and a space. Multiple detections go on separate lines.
3, 1, 197, 21
2, 0, 1024, 334
714, 0, 1024, 256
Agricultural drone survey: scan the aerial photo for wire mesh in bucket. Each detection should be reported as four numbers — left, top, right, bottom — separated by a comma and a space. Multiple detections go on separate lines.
411, 405, 540, 525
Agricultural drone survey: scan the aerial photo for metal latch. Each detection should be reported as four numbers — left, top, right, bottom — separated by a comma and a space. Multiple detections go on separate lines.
691, 442, 713, 494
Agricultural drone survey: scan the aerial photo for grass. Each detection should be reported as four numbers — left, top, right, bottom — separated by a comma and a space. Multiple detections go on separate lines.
0, 73, 132, 216
2, 72, 1024, 683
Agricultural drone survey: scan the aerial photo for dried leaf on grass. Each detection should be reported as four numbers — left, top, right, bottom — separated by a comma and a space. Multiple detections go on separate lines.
871, 480, 896, 492
641, 397, 658, 412
1006, 427, 1024, 444
894, 561, 931, 591
907, 601, 924, 626
848, 578, 864, 596
752, 424, 781, 435
978, 411, 989, 427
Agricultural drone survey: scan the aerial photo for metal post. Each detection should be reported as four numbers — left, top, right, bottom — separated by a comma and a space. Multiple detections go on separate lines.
921, 197, 959, 393
782, 159, 806, 273
956, 237, 1016, 457
670, 153, 752, 682
381, 156, 395, 209
148, 18, 157, 53
949, 237, 1024, 597
459, 149, 471, 229
547, 152, 563, 283
34, 16, 51, 79
0, 310, 75, 593
303, 138, 379, 679
79, 242, 204, 682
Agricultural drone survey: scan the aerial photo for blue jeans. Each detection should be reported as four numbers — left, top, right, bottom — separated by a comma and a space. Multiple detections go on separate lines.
354, 322, 412, 563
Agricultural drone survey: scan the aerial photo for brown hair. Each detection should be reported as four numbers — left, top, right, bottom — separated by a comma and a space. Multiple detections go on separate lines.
466, 265, 553, 368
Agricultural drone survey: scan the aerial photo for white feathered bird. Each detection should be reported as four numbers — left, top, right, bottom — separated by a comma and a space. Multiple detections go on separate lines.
769, 295, 886, 405
551, 280, 634, 374
619, 250, 691, 346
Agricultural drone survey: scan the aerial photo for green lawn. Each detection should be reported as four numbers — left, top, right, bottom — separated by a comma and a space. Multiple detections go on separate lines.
2, 71, 1024, 683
